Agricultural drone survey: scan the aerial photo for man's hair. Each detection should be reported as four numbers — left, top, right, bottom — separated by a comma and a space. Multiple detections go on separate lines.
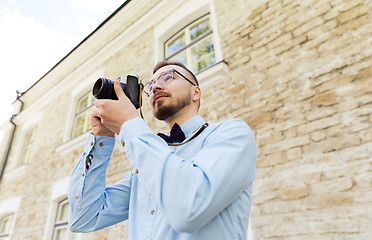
153, 60, 199, 86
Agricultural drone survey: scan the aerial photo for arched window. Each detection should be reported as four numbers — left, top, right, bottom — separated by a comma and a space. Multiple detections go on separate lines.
0, 214, 15, 240
72, 91, 94, 138
18, 127, 38, 165
51, 199, 77, 240
165, 14, 216, 73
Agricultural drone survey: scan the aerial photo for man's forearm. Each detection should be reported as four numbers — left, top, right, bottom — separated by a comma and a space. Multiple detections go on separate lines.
68, 133, 130, 232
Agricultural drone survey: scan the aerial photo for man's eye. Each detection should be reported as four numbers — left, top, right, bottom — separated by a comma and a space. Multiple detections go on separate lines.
163, 74, 172, 81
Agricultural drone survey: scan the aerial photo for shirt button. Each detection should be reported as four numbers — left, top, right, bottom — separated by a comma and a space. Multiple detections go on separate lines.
76, 197, 79, 200
135, 169, 139, 174
121, 141, 125, 147
99, 142, 103, 147
90, 142, 93, 146
150, 209, 155, 215
82, 173, 85, 177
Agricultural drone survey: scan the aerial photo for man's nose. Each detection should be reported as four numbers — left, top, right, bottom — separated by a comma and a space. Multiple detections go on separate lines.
152, 80, 163, 93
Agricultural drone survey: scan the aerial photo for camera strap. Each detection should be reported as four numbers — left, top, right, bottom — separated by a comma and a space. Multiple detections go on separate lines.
139, 83, 144, 119
166, 123, 209, 146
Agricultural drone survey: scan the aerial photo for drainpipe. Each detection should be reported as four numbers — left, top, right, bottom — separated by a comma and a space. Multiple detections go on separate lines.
0, 91, 24, 182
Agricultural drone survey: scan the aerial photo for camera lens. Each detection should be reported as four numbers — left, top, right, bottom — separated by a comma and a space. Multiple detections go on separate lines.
92, 78, 117, 100
92, 78, 104, 98
92, 75, 141, 109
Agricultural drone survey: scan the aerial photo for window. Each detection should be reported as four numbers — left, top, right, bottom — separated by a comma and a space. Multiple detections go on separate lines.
43, 178, 80, 240
19, 127, 37, 165
0, 214, 14, 240
52, 199, 76, 240
72, 91, 94, 138
165, 14, 216, 73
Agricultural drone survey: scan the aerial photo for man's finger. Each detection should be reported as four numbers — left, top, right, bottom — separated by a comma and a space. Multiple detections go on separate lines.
90, 106, 99, 116
114, 79, 126, 100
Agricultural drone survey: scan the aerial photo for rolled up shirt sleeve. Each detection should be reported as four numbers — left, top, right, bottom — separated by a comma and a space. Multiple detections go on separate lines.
68, 133, 132, 232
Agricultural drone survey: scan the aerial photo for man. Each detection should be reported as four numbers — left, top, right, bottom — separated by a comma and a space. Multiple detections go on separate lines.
68, 60, 256, 240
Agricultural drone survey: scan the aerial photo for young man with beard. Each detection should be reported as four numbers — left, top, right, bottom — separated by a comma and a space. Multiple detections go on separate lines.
68, 60, 256, 240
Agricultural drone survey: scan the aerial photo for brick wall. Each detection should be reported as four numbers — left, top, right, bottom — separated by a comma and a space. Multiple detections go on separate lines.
0, 0, 371, 239
211, 0, 372, 239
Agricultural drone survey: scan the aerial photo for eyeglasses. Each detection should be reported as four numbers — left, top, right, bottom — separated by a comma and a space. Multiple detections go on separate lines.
143, 69, 196, 96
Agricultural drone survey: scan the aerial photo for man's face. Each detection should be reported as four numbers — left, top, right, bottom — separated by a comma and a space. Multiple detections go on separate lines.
149, 65, 194, 120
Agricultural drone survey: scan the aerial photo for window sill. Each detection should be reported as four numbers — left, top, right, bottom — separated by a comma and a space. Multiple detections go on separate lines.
3, 164, 29, 181
196, 60, 229, 89
55, 132, 90, 155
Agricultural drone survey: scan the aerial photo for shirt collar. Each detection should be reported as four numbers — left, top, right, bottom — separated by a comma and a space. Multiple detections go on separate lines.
179, 115, 206, 139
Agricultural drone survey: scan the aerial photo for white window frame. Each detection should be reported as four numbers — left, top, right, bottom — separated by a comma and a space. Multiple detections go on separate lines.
153, 0, 228, 90
0, 214, 15, 239
18, 126, 38, 166
52, 199, 73, 240
55, 68, 104, 156
2, 113, 42, 180
16, 113, 41, 167
164, 14, 216, 73
248, 219, 254, 240
14, 112, 41, 168
43, 177, 81, 240
57, 88, 94, 155
70, 90, 94, 139
0, 197, 20, 240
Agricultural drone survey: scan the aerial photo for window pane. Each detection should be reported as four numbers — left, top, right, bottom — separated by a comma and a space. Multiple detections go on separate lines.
0, 214, 14, 235
190, 18, 211, 40
169, 52, 187, 66
19, 126, 37, 165
20, 145, 32, 164
53, 199, 76, 240
73, 114, 85, 137
73, 92, 94, 138
191, 36, 215, 72
24, 129, 35, 143
88, 94, 94, 106
164, 14, 216, 74
0, 218, 9, 233
58, 202, 70, 222
84, 110, 92, 132
166, 33, 185, 56
54, 228, 67, 240
76, 96, 89, 113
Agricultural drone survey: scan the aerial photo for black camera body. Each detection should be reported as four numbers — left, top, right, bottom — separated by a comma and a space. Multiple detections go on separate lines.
92, 74, 142, 109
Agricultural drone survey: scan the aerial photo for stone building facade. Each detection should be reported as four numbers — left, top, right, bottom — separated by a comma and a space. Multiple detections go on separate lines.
0, 0, 371, 239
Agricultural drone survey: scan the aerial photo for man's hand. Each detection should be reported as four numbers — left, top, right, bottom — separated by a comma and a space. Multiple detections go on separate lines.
89, 113, 115, 137
91, 80, 139, 135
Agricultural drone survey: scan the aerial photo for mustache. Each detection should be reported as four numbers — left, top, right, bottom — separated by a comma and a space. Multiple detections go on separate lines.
152, 91, 171, 102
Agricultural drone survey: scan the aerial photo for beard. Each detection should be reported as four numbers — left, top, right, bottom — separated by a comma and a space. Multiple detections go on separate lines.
152, 91, 191, 120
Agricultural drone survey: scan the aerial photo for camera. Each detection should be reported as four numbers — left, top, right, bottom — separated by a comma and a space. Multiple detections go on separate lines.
92, 74, 142, 109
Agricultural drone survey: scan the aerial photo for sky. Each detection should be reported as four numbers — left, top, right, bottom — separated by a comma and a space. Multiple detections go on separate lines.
0, 0, 125, 125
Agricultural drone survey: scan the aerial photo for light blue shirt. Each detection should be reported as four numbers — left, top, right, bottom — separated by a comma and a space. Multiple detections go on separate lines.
68, 115, 256, 240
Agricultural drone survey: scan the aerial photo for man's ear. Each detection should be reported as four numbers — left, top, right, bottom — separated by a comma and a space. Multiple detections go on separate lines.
192, 86, 201, 102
